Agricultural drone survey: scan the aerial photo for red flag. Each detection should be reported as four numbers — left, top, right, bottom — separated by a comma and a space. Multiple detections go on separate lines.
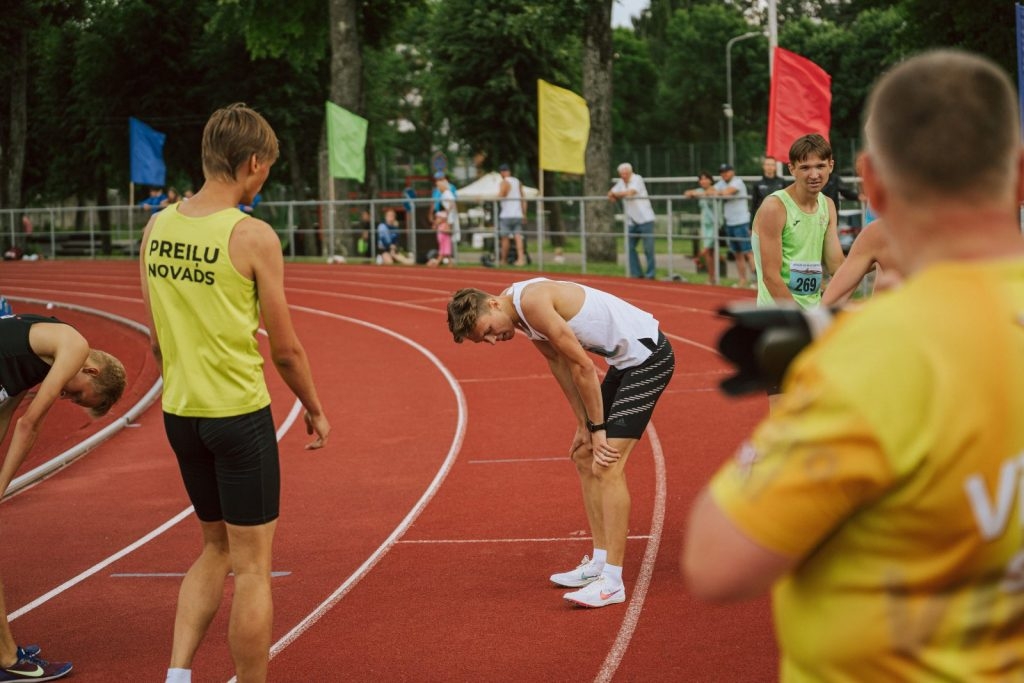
766, 47, 832, 162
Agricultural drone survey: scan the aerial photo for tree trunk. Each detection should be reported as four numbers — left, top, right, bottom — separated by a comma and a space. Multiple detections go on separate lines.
6, 30, 28, 210
319, 0, 364, 256
582, 0, 616, 262
285, 137, 315, 257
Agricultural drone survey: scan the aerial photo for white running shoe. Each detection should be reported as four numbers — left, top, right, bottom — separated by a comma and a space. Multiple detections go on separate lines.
564, 576, 626, 608
549, 555, 602, 588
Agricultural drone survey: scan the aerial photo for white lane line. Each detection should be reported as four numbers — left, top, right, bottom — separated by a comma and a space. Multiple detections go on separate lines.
397, 536, 651, 544
238, 307, 466, 682
110, 571, 292, 578
9, 318, 300, 620
595, 422, 667, 683
9, 507, 195, 620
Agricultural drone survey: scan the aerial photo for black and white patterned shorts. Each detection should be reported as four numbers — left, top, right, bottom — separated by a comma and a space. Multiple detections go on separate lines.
601, 332, 675, 439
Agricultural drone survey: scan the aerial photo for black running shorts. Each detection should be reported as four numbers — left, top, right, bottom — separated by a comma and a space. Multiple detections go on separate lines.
163, 405, 280, 526
601, 332, 675, 439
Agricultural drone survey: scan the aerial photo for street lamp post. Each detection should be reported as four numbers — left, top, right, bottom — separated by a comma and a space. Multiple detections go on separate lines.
725, 31, 761, 168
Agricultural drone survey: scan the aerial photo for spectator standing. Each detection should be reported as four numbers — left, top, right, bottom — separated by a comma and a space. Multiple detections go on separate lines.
711, 164, 755, 287
683, 171, 719, 285
608, 163, 657, 279
160, 187, 181, 210
821, 165, 864, 210
751, 156, 789, 217
139, 186, 168, 214
684, 49, 1024, 682
497, 164, 528, 267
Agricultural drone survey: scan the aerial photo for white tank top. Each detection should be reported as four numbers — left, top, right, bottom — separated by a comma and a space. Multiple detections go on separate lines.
505, 278, 660, 369
500, 177, 524, 219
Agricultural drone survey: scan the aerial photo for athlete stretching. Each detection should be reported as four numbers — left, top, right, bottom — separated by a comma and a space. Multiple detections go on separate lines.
447, 278, 674, 608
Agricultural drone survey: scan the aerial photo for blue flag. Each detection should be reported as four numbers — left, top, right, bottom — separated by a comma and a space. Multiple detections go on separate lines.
1017, 4, 1024, 135
130, 117, 167, 186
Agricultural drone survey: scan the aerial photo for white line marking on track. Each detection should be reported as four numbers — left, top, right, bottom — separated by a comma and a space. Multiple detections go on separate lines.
9, 507, 196, 621
110, 571, 292, 578
396, 536, 651, 544
235, 307, 468, 683
594, 422, 667, 683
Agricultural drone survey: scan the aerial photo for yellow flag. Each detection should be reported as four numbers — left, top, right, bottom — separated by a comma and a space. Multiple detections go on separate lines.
538, 80, 589, 174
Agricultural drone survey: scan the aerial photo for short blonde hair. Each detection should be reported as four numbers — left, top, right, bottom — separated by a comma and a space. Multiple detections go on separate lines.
864, 50, 1019, 199
201, 103, 279, 182
87, 349, 126, 418
446, 289, 491, 343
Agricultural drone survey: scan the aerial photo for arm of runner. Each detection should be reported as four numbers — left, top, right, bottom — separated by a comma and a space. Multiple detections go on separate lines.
821, 223, 880, 306
753, 197, 793, 303
235, 217, 330, 450
521, 288, 619, 463
822, 197, 846, 278
0, 324, 89, 497
532, 339, 589, 457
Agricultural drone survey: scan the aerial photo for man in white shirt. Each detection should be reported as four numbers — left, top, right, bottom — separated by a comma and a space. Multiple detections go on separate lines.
497, 164, 528, 266
712, 163, 755, 287
608, 163, 657, 279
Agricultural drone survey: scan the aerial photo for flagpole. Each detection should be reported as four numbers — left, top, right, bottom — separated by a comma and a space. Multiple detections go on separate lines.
328, 163, 336, 260
538, 169, 545, 271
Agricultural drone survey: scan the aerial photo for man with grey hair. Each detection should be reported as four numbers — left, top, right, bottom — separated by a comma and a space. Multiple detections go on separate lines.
684, 49, 1024, 680
608, 162, 657, 279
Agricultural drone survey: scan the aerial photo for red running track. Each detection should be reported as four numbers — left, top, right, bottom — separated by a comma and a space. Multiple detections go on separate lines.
0, 260, 777, 682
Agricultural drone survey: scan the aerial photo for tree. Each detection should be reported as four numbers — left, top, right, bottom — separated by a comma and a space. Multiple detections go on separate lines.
583, 0, 616, 262
425, 0, 584, 183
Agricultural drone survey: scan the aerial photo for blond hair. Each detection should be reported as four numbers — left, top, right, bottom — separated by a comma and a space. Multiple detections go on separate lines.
201, 103, 280, 182
446, 289, 491, 343
87, 349, 126, 418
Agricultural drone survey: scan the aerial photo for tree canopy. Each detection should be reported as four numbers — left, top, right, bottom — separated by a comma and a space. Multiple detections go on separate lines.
0, 0, 1016, 208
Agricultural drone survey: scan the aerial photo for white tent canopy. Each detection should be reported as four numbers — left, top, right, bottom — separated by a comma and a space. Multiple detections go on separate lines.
455, 172, 539, 202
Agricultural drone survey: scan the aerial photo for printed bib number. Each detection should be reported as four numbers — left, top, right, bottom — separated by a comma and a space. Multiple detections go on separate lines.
788, 261, 823, 295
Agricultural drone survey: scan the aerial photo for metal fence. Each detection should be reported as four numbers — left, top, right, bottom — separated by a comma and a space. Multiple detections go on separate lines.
0, 187, 870, 284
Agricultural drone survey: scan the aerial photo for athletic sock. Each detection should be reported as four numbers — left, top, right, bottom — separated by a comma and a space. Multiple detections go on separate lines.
591, 548, 607, 571
603, 563, 624, 588
166, 668, 192, 683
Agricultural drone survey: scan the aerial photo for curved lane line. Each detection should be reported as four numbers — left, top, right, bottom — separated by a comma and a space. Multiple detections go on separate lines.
237, 306, 467, 681
6, 304, 458, 639
595, 422, 666, 683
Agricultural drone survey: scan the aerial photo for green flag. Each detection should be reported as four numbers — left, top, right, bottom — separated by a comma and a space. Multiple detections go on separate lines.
325, 101, 368, 182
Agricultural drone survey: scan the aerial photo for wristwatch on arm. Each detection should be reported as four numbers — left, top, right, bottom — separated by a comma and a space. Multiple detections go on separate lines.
585, 418, 606, 433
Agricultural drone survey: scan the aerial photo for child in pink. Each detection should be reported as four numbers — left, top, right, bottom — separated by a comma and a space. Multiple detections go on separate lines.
434, 210, 452, 265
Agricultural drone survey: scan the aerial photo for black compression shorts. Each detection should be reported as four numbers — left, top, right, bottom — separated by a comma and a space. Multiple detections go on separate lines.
163, 405, 280, 526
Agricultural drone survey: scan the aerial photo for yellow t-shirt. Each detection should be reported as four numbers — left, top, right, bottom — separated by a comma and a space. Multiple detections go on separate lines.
144, 205, 271, 417
711, 259, 1024, 681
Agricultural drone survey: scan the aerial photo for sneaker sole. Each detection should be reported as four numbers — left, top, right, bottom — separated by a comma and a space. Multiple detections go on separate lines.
564, 594, 626, 608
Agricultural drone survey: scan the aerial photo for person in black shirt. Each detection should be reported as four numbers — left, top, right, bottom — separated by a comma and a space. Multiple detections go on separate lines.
751, 155, 789, 218
0, 313, 125, 681
821, 162, 865, 209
